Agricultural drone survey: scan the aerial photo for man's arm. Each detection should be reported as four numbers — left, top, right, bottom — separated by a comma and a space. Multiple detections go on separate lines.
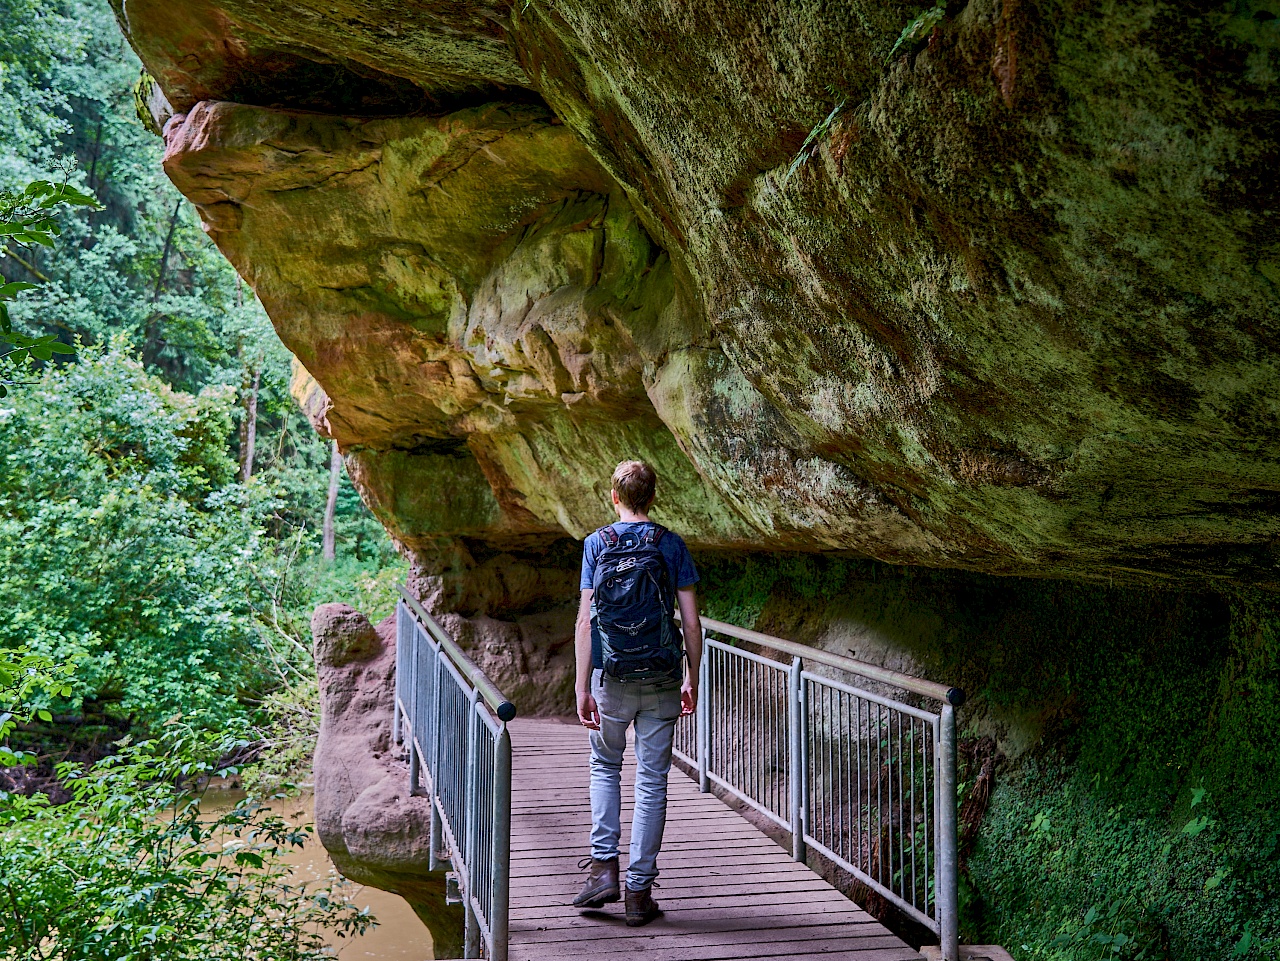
575, 589, 600, 729
678, 586, 702, 716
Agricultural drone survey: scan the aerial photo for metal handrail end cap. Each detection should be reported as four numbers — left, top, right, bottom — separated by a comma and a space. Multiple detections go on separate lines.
496, 701, 517, 723
946, 687, 966, 708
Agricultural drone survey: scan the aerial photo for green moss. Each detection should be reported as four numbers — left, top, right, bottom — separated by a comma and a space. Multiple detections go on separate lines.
971, 760, 1280, 959
346, 447, 506, 541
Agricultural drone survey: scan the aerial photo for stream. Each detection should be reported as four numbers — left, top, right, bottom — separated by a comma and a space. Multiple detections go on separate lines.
203, 790, 434, 960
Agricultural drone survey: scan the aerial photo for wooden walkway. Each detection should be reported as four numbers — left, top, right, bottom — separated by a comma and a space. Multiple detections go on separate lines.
506, 717, 924, 961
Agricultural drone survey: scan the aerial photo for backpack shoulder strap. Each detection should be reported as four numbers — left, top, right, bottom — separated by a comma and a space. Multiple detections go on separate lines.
644, 524, 668, 545
598, 525, 621, 547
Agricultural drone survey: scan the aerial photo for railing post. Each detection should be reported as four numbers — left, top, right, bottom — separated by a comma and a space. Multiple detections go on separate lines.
788, 655, 806, 862
428, 649, 443, 872
407, 734, 421, 796
938, 703, 959, 961
405, 613, 421, 795
697, 628, 710, 793
463, 690, 481, 959
393, 601, 405, 746
490, 726, 512, 961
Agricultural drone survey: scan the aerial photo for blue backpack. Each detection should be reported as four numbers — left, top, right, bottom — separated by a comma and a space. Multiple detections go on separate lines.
590, 524, 683, 682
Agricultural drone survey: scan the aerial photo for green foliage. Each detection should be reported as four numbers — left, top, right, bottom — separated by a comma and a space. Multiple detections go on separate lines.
241, 552, 405, 793
0, 727, 374, 959
0, 647, 75, 768
784, 89, 846, 184
0, 0, 276, 397
0, 344, 271, 729
0, 0, 400, 748
0, 176, 98, 394
971, 769, 1280, 959
0, 178, 97, 263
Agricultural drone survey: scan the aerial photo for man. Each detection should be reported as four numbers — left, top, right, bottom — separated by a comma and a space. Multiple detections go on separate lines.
572, 459, 703, 927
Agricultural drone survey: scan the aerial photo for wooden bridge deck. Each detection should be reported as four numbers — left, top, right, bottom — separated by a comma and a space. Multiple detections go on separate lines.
506, 717, 924, 961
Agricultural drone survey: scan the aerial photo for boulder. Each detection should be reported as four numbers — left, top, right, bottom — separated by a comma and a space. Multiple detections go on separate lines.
311, 603, 465, 954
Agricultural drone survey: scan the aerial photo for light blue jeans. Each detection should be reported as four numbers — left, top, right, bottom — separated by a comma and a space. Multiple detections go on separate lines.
588, 668, 681, 891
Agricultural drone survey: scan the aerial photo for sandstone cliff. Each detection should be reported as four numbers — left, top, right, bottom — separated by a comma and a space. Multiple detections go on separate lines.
115, 0, 1280, 591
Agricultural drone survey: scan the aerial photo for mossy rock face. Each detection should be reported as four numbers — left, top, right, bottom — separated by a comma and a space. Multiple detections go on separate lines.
128, 0, 1279, 582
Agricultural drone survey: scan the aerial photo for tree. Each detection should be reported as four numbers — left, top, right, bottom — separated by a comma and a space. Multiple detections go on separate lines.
0, 344, 272, 730
322, 440, 341, 561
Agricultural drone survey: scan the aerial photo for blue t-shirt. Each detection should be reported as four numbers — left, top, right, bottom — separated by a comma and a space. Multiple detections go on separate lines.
580, 521, 699, 671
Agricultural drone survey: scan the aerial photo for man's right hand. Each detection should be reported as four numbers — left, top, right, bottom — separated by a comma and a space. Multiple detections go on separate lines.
680, 683, 697, 717
577, 690, 600, 730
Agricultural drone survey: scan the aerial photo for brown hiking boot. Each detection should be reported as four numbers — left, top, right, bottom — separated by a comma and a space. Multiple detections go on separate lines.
572, 857, 620, 908
624, 885, 663, 926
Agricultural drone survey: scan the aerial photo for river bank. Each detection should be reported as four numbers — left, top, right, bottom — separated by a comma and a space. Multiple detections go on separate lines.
203, 789, 434, 960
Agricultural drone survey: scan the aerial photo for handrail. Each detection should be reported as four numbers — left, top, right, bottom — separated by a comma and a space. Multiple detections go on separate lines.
397, 586, 517, 722
683, 612, 965, 706
394, 591, 514, 960
673, 611, 961, 961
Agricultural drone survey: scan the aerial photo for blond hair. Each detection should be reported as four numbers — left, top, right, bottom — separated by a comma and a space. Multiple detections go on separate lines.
611, 460, 656, 512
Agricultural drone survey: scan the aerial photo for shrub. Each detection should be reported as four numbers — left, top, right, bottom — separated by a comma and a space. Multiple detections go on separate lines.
0, 727, 374, 960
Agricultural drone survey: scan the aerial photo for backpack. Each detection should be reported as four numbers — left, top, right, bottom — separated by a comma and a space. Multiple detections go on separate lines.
590, 524, 683, 682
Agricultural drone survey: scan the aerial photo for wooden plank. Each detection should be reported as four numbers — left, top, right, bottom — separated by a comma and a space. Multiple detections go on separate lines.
504, 859, 814, 885
509, 827, 768, 850
509, 906, 888, 942
503, 718, 922, 961
512, 920, 889, 952
510, 868, 837, 893
511, 860, 818, 883
510, 890, 856, 921
509, 878, 836, 908
512, 937, 918, 961
510, 814, 763, 834
511, 861, 818, 882
511, 803, 742, 819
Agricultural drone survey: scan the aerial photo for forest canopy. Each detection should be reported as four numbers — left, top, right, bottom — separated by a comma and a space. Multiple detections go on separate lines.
0, 0, 404, 745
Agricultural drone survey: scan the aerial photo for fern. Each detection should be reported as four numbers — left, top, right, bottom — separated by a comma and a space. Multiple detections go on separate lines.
887, 3, 946, 60
784, 98, 846, 184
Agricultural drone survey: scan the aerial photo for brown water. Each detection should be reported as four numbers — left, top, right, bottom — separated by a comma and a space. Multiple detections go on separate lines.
203, 790, 434, 960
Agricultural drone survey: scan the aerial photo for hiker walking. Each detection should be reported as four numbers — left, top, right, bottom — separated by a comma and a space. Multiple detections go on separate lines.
573, 460, 703, 926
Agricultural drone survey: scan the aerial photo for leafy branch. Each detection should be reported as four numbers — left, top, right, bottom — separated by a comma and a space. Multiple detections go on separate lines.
0, 176, 99, 396
0, 648, 77, 770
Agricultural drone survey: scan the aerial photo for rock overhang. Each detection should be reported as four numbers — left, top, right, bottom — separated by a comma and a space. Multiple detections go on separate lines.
116, 0, 1280, 587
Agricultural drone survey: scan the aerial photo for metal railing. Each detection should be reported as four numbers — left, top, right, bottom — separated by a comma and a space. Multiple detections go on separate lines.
673, 615, 964, 961
393, 587, 516, 961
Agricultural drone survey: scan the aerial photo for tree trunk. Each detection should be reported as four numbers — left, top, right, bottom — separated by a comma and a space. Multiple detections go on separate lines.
323, 440, 341, 561
241, 366, 260, 482
152, 200, 183, 302
86, 119, 104, 196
